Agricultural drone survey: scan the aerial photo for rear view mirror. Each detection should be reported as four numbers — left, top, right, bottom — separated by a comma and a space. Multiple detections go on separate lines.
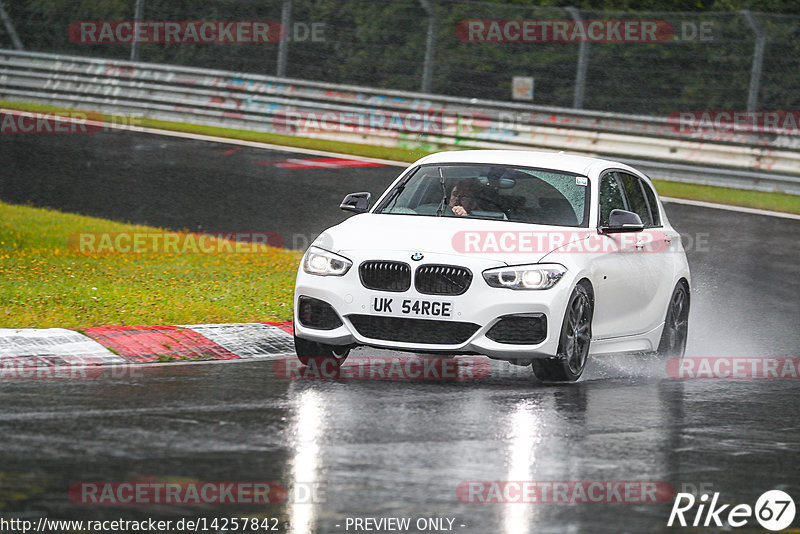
601, 209, 644, 233
340, 192, 371, 213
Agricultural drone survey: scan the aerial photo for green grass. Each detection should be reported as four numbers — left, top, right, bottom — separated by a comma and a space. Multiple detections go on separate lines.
2, 95, 799, 329
652, 179, 800, 213
0, 99, 432, 163
0, 201, 300, 328
3, 98, 799, 215
0, 99, 800, 213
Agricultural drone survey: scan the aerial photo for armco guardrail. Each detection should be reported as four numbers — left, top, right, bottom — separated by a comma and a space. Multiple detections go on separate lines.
2, 49, 799, 194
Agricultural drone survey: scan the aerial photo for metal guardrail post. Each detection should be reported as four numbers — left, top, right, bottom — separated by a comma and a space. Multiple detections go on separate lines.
277, 0, 292, 77
0, 0, 23, 51
130, 0, 145, 62
566, 7, 588, 110
418, 0, 437, 94
1, 49, 799, 194
741, 10, 765, 113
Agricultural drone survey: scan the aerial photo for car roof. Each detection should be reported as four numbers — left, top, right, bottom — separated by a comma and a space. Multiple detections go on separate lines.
413, 150, 636, 177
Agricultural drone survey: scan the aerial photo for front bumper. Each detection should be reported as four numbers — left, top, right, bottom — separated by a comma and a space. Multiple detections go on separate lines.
293, 250, 575, 361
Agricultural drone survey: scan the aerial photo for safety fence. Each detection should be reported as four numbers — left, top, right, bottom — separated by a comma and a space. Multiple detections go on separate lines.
1, 49, 799, 194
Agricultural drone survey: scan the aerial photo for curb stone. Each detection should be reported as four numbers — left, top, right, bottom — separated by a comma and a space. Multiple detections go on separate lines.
0, 323, 295, 372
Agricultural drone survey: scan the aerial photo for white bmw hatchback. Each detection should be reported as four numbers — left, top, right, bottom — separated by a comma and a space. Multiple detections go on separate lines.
294, 150, 690, 381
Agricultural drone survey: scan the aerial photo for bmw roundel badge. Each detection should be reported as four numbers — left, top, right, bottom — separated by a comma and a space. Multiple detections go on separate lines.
411, 252, 424, 261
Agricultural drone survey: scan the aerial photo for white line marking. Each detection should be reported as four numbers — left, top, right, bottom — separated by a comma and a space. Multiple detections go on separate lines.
661, 196, 800, 220
0, 108, 405, 166
3, 108, 797, 219
93, 121, 800, 220
119, 124, 408, 166
284, 158, 339, 168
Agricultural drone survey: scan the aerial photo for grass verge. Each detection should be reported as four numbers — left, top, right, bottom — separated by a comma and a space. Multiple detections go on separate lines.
652, 180, 800, 214
0, 201, 300, 328
3, 99, 799, 215
0, 99, 430, 163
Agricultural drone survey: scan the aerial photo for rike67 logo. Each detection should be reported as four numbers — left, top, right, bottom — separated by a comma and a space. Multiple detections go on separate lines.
668, 490, 795, 531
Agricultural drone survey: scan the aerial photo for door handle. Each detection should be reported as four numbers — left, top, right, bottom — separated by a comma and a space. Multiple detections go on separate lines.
636, 235, 671, 250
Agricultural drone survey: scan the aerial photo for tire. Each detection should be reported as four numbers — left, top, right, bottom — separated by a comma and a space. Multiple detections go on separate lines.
294, 334, 350, 367
532, 283, 593, 383
655, 282, 690, 358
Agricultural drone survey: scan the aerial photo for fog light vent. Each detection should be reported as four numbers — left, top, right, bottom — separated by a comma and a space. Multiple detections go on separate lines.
485, 314, 547, 344
298, 296, 343, 330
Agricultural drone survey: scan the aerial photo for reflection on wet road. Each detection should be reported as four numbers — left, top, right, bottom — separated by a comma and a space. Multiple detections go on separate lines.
0, 360, 797, 533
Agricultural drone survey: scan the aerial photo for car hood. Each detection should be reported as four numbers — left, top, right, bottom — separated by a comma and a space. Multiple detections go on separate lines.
313, 213, 590, 263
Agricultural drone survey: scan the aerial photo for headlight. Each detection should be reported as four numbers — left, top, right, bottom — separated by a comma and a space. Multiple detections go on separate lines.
482, 264, 566, 290
303, 246, 352, 276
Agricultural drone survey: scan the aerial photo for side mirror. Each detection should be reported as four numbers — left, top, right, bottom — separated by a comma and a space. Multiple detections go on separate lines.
340, 192, 371, 213
601, 209, 644, 233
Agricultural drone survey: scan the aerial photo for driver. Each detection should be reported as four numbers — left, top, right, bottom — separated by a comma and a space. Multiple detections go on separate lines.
449, 178, 483, 216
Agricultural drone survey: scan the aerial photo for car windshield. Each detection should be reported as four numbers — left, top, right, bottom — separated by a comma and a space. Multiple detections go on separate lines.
375, 164, 590, 227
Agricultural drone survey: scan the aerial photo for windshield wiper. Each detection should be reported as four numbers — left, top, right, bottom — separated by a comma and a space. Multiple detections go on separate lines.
436, 167, 447, 217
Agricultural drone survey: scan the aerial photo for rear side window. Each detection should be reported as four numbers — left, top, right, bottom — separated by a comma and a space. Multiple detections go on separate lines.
618, 172, 653, 227
598, 172, 626, 227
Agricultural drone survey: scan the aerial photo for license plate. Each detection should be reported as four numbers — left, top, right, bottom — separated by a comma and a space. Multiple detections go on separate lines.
370, 296, 454, 319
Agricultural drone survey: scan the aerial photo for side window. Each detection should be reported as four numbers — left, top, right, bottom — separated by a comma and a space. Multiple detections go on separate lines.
618, 172, 653, 227
598, 172, 626, 227
640, 178, 662, 227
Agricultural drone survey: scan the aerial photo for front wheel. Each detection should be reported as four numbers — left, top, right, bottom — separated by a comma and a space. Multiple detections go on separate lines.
655, 282, 689, 358
532, 284, 593, 383
294, 335, 350, 367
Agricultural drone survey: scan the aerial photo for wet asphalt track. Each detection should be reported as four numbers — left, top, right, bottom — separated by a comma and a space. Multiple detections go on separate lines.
1, 131, 799, 533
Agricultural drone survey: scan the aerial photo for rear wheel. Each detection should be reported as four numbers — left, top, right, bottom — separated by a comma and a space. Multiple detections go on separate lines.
294, 335, 350, 367
655, 282, 689, 358
532, 284, 593, 382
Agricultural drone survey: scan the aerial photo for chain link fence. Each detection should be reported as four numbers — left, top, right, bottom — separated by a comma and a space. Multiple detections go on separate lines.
1, 0, 798, 115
